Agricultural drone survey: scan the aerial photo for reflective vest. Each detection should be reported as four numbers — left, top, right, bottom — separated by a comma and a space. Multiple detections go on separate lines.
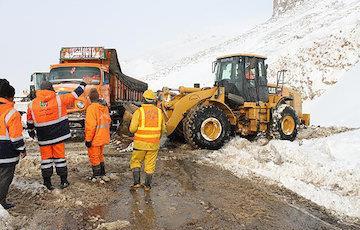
134, 105, 163, 144
85, 102, 111, 146
27, 85, 84, 146
0, 98, 25, 166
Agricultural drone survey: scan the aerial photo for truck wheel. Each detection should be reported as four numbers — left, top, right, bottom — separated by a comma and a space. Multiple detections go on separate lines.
183, 104, 231, 150
271, 104, 299, 141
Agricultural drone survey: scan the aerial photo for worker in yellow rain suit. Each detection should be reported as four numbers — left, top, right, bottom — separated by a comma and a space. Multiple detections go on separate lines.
129, 89, 166, 191
85, 88, 111, 180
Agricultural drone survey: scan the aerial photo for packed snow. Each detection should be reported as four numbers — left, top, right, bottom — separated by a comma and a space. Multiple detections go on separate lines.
0, 205, 12, 230
202, 129, 360, 219
305, 63, 360, 128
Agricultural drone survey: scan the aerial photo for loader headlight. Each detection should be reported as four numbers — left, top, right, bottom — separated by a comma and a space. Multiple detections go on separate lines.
76, 101, 85, 109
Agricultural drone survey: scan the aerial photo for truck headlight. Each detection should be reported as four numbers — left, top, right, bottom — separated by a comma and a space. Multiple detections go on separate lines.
76, 101, 85, 109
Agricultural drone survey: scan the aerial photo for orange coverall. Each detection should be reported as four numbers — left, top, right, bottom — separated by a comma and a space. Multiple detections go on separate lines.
85, 102, 111, 166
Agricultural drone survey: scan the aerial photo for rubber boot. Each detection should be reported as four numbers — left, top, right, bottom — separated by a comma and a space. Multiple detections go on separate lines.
143, 173, 153, 191
100, 162, 110, 182
60, 175, 70, 189
100, 162, 106, 176
43, 177, 54, 191
130, 168, 141, 190
1, 202, 15, 210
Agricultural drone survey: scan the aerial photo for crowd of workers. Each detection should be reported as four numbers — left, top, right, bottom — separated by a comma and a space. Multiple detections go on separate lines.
0, 78, 165, 210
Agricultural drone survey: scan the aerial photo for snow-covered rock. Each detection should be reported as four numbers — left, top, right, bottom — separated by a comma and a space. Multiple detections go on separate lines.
203, 129, 360, 219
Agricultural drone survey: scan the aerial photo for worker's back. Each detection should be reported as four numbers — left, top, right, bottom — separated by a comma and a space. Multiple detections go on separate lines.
85, 102, 111, 147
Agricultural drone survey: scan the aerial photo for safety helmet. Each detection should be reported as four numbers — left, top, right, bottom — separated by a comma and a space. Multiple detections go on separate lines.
143, 90, 156, 100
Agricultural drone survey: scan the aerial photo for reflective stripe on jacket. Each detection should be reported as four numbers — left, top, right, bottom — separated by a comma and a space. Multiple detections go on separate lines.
0, 98, 25, 166
85, 102, 111, 146
27, 85, 84, 146
129, 104, 165, 150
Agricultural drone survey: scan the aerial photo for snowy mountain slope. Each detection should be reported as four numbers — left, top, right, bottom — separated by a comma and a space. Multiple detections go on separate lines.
305, 63, 360, 127
123, 0, 360, 100
201, 129, 360, 219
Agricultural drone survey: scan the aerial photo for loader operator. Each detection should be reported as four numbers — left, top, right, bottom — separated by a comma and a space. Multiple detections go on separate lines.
129, 89, 166, 191
0, 79, 26, 209
85, 88, 111, 181
27, 81, 86, 190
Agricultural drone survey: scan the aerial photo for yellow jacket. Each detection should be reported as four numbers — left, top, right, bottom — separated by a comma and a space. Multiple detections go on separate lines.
129, 104, 166, 150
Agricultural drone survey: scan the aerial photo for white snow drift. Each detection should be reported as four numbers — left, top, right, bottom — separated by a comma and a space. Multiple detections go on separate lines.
202, 129, 360, 219
305, 63, 360, 128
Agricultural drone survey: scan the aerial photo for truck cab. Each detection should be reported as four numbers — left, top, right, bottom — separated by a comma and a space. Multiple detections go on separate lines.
30, 72, 49, 100
48, 47, 147, 134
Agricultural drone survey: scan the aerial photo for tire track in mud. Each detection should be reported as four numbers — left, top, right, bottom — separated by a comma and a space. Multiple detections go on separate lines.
6, 130, 359, 229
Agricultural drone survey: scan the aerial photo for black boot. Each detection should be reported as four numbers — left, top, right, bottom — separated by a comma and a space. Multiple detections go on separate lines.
100, 162, 106, 176
143, 173, 153, 191
91, 165, 102, 179
130, 168, 141, 190
60, 175, 70, 189
1, 202, 15, 210
43, 177, 54, 190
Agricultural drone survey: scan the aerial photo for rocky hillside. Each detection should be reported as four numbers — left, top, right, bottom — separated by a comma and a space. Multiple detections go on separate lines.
273, 0, 307, 16
124, 0, 360, 100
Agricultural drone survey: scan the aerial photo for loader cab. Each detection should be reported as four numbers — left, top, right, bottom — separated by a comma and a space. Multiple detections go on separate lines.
214, 54, 269, 103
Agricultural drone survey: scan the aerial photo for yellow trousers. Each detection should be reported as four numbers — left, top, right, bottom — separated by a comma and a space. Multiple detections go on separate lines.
130, 149, 158, 174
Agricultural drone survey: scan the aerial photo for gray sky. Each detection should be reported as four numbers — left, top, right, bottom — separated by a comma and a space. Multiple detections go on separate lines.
0, 0, 272, 93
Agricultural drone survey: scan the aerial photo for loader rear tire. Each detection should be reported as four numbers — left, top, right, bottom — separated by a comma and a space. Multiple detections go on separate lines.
183, 104, 231, 150
271, 104, 299, 141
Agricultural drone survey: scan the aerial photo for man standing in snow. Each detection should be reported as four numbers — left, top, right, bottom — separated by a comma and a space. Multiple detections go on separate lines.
85, 88, 111, 181
0, 79, 26, 209
27, 81, 86, 190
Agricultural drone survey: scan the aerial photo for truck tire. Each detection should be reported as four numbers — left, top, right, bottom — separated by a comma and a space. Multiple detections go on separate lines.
183, 104, 231, 150
271, 104, 299, 141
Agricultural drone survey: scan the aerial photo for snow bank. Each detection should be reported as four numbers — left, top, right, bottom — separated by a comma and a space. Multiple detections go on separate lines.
305, 63, 360, 128
203, 129, 360, 219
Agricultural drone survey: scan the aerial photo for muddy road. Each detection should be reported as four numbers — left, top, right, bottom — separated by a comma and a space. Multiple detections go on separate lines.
6, 131, 359, 230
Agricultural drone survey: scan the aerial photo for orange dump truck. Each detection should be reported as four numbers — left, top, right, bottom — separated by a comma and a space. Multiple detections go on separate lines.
48, 47, 147, 134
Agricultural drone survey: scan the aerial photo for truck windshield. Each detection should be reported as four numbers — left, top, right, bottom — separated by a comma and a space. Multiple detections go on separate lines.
49, 67, 101, 84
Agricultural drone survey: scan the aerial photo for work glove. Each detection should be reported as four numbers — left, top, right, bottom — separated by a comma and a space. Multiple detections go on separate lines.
85, 141, 92, 148
80, 81, 87, 87
28, 130, 36, 139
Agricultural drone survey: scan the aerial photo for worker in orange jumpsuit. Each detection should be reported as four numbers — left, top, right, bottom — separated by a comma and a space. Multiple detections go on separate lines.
129, 89, 166, 191
0, 79, 26, 209
27, 81, 86, 190
85, 88, 111, 180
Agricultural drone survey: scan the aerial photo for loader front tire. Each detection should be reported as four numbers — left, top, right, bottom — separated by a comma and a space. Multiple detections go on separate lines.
183, 105, 231, 150
271, 104, 299, 141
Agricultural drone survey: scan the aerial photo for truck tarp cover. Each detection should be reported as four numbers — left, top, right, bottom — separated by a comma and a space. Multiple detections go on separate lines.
108, 49, 148, 92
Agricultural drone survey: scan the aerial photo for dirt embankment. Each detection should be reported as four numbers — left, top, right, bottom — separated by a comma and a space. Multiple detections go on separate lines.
4, 128, 359, 230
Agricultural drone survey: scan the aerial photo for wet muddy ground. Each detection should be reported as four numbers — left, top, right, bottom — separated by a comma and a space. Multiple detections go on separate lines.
6, 128, 360, 229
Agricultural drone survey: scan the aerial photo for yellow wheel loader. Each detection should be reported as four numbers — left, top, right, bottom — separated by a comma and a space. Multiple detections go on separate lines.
160, 54, 310, 149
